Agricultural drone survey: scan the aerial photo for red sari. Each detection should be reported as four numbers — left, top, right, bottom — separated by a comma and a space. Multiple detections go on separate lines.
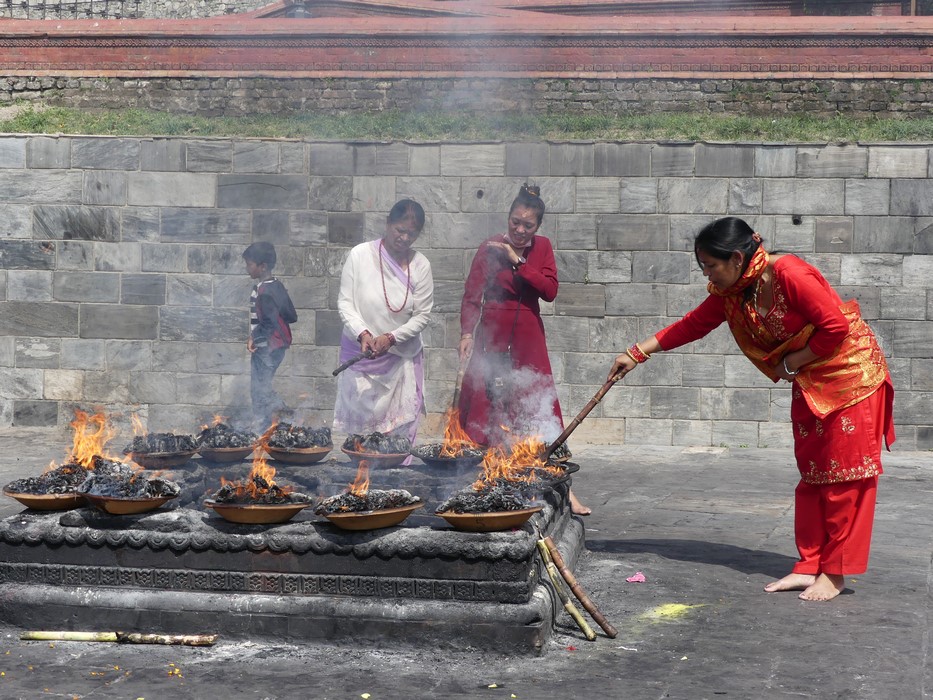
458, 234, 562, 446
656, 251, 894, 576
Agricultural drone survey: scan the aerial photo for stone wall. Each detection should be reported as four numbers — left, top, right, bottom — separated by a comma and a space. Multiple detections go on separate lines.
0, 0, 266, 19
5, 77, 933, 120
1, 136, 931, 449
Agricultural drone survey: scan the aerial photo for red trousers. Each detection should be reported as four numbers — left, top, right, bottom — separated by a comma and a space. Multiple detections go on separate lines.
791, 476, 877, 576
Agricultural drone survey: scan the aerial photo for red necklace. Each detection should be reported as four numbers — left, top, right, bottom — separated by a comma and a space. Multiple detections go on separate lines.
379, 240, 411, 313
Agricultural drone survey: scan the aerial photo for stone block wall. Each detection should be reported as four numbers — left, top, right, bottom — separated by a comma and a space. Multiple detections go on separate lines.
1, 136, 930, 449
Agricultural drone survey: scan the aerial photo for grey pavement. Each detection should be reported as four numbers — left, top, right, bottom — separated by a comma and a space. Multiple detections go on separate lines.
0, 427, 930, 699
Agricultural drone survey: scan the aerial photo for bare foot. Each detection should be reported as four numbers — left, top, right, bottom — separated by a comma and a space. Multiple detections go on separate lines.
799, 573, 844, 602
764, 573, 816, 593
569, 490, 592, 516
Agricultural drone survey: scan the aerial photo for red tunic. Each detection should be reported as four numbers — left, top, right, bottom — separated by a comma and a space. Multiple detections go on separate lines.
458, 234, 563, 446
656, 255, 894, 485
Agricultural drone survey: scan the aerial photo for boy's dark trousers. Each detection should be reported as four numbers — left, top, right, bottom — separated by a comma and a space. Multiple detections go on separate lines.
251, 347, 287, 429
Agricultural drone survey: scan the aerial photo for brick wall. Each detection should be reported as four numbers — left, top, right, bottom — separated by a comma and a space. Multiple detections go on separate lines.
1, 136, 930, 449
5, 77, 933, 119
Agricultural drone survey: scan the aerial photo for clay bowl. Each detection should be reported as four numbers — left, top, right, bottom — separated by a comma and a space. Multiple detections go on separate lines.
204, 499, 312, 524
437, 506, 543, 532
410, 444, 485, 470
2, 487, 85, 511
265, 445, 332, 465
322, 501, 424, 531
82, 493, 177, 516
198, 445, 256, 463
128, 450, 197, 469
340, 447, 408, 469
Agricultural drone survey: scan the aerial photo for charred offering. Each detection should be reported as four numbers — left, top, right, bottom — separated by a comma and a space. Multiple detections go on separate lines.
196, 423, 258, 449
211, 476, 312, 506
124, 432, 197, 455
78, 458, 180, 499
342, 432, 410, 454
268, 423, 332, 449
436, 480, 534, 514
6, 462, 89, 495
411, 443, 485, 461
315, 489, 419, 515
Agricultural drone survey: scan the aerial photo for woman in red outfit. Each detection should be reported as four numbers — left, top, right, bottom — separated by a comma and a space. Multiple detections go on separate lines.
458, 184, 590, 515
608, 217, 894, 601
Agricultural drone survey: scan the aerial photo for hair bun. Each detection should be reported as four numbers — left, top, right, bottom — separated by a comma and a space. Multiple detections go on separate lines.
520, 183, 541, 198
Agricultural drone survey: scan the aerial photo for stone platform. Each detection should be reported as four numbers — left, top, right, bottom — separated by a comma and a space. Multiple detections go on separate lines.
0, 457, 584, 655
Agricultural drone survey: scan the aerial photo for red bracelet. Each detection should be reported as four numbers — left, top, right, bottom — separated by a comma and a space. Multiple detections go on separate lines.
626, 343, 650, 364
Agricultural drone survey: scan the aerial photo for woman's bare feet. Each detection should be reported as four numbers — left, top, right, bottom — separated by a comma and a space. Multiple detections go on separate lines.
764, 573, 816, 593
799, 573, 844, 602
569, 489, 591, 516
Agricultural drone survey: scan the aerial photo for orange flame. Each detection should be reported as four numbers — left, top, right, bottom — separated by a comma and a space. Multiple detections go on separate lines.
218, 424, 292, 501
67, 409, 119, 468
471, 433, 562, 491
130, 413, 146, 436
439, 407, 478, 458
200, 414, 228, 431
348, 460, 371, 497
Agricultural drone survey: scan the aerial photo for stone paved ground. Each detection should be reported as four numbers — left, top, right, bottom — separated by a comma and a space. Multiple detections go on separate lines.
0, 428, 930, 699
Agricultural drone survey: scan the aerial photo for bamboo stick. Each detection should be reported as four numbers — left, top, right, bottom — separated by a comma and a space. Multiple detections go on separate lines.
332, 351, 372, 376
543, 376, 619, 461
544, 536, 618, 638
536, 539, 596, 641
21, 631, 218, 646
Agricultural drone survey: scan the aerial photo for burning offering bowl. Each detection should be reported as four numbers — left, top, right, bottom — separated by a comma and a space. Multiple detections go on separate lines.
198, 445, 256, 463
322, 501, 424, 531
268, 423, 332, 449
3, 462, 91, 511
265, 445, 332, 465
196, 422, 258, 462
340, 448, 408, 468
2, 488, 85, 512
204, 499, 312, 524
82, 493, 177, 516
128, 450, 197, 469
438, 506, 543, 533
124, 432, 199, 469
410, 444, 486, 469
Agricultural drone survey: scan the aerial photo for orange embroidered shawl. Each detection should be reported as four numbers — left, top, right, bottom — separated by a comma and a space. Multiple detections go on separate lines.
710, 248, 889, 419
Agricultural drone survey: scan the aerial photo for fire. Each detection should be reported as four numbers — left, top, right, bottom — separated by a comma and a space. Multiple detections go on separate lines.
200, 414, 227, 431
131, 413, 147, 436
439, 407, 478, 458
472, 434, 563, 490
218, 424, 292, 501
66, 409, 119, 468
348, 460, 371, 497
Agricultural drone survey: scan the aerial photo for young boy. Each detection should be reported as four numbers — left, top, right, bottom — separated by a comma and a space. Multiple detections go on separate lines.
242, 242, 298, 430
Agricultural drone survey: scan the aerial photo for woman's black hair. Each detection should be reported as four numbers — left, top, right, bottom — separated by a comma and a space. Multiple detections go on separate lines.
387, 198, 426, 231
694, 217, 760, 271
509, 183, 545, 224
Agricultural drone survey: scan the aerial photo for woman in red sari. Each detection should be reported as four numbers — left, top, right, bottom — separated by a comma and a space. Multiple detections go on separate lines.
458, 184, 590, 515
608, 217, 894, 601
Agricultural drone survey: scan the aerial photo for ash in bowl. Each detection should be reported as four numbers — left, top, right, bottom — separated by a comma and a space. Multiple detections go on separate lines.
436, 482, 534, 514
77, 457, 180, 499
210, 476, 313, 506
314, 489, 420, 515
197, 423, 258, 449
123, 432, 198, 455
412, 443, 486, 460
268, 423, 332, 449
342, 432, 411, 454
6, 462, 90, 495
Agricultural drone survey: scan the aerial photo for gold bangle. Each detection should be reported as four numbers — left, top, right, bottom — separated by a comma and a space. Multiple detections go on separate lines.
461, 334, 473, 340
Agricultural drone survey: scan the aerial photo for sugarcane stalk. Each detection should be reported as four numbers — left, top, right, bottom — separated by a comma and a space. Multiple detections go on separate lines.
544, 536, 618, 638
21, 631, 218, 646
116, 632, 218, 646
536, 539, 596, 641
543, 376, 619, 461
21, 631, 118, 642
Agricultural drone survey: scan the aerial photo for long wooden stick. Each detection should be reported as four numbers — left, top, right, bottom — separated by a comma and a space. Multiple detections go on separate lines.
544, 536, 618, 638
21, 631, 218, 646
543, 376, 619, 461
537, 540, 596, 641
332, 351, 372, 376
